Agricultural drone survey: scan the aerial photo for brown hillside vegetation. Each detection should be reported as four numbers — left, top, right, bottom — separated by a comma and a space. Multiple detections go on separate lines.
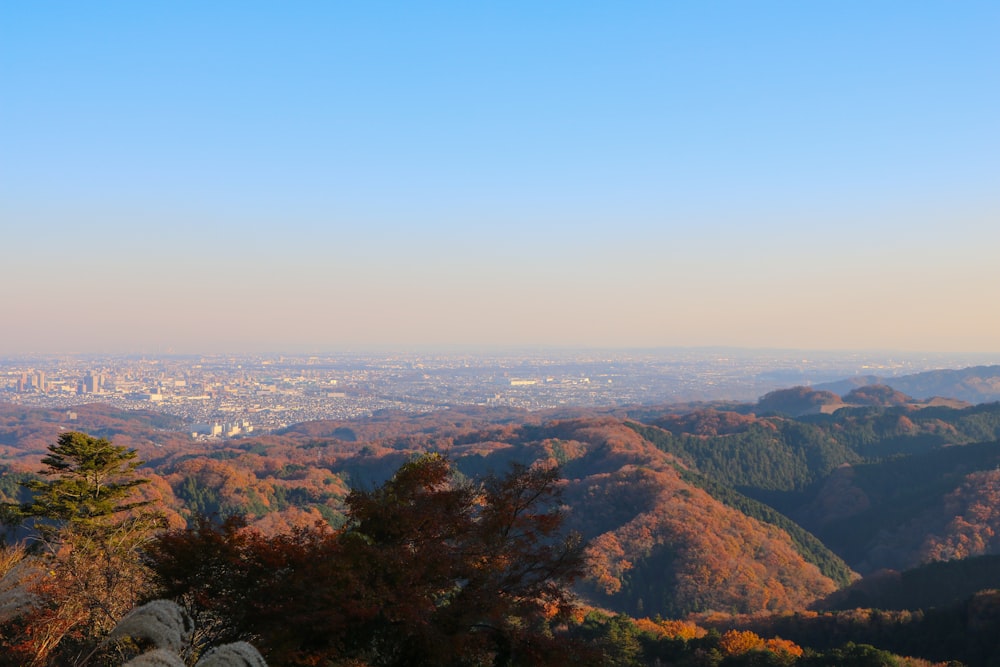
843, 384, 914, 407
13, 399, 1000, 663
498, 418, 838, 616
821, 468, 1000, 573
757, 386, 844, 416
652, 409, 760, 436
919, 469, 1000, 563
795, 436, 1000, 574
574, 464, 837, 615
0, 405, 841, 619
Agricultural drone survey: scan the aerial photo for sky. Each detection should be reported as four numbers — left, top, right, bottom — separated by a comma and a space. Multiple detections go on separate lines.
2, 2, 999, 355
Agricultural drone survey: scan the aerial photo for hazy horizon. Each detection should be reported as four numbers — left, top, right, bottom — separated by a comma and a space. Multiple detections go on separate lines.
3, 3, 998, 355
4, 347, 1000, 374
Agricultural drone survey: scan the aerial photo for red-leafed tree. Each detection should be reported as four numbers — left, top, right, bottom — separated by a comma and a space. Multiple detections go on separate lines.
147, 454, 591, 666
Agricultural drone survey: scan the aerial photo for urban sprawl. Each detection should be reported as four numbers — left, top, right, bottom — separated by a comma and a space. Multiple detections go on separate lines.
0, 350, 976, 438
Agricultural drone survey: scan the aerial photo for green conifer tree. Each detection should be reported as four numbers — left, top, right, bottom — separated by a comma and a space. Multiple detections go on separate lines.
16, 431, 150, 532
1, 432, 163, 663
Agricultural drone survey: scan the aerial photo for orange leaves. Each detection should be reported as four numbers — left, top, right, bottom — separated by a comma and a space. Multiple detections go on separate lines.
764, 636, 804, 657
918, 469, 1000, 565
577, 460, 836, 617
584, 534, 631, 594
719, 629, 765, 655
717, 629, 804, 659
632, 617, 706, 640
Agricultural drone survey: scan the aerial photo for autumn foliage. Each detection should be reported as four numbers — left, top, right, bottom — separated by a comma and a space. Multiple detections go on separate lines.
719, 629, 766, 655
8, 398, 1000, 664
147, 454, 590, 666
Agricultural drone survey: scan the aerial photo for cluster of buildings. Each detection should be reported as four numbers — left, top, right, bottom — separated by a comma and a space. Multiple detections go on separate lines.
192, 419, 254, 439
15, 370, 104, 395
2, 350, 980, 438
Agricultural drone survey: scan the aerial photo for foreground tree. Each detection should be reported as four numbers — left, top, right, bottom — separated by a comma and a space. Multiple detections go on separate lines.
149, 454, 592, 666
1, 432, 162, 665
17, 431, 150, 530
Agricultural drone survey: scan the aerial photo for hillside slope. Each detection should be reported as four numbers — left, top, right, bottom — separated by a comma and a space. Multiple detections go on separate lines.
817, 364, 1000, 403
10, 399, 1000, 615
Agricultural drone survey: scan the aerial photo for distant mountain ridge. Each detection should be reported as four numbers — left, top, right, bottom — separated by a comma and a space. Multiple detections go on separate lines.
815, 364, 1000, 404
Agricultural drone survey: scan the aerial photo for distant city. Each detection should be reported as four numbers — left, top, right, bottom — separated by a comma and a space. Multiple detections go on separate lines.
2, 349, 997, 437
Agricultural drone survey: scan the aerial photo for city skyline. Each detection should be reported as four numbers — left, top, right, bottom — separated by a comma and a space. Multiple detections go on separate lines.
3, 3, 999, 355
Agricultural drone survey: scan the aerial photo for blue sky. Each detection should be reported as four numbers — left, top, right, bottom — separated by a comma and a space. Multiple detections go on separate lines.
2, 2, 998, 354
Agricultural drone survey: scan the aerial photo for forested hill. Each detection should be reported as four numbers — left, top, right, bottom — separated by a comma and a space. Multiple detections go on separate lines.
6, 398, 1000, 623
631, 401, 1000, 573
815, 364, 1000, 404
